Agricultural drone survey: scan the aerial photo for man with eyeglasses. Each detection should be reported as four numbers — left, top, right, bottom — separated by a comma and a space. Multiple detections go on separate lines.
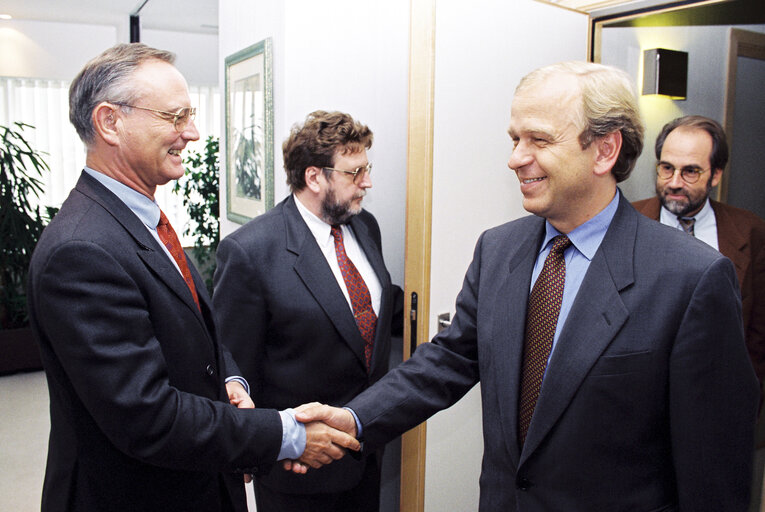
27, 45, 359, 512
213, 110, 403, 512
633, 115, 765, 389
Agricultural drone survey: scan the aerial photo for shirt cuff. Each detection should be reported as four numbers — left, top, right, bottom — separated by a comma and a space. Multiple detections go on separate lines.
277, 408, 306, 461
224, 376, 250, 396
344, 407, 363, 438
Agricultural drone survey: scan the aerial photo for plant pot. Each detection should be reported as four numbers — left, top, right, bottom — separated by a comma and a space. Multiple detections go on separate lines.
0, 327, 43, 375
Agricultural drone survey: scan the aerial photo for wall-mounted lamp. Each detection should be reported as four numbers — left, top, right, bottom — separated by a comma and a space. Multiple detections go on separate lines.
642, 48, 688, 100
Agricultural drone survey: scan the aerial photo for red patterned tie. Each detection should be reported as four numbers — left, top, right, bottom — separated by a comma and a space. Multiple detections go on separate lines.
157, 210, 200, 311
518, 235, 572, 446
331, 225, 377, 372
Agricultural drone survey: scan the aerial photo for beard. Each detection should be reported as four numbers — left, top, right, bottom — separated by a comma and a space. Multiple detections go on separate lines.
656, 179, 713, 217
320, 185, 365, 225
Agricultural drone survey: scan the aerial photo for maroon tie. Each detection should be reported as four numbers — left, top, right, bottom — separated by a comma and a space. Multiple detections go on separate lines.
518, 235, 572, 446
331, 225, 377, 371
157, 210, 200, 311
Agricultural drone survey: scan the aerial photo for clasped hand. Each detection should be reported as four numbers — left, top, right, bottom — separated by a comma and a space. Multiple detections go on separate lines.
283, 402, 358, 474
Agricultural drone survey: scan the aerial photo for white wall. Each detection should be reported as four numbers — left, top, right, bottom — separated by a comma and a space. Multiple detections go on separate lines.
424, 1, 588, 509
218, 0, 409, 285
600, 23, 765, 202
0, 19, 117, 80
0, 19, 218, 85
143, 29, 218, 85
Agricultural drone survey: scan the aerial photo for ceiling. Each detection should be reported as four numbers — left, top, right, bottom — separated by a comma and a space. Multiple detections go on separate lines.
0, 0, 218, 34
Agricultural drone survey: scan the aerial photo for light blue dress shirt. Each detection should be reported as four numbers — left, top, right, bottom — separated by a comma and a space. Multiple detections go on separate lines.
530, 190, 619, 359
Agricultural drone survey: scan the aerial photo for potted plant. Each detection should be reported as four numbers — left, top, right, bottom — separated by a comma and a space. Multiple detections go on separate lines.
173, 135, 220, 293
0, 122, 57, 373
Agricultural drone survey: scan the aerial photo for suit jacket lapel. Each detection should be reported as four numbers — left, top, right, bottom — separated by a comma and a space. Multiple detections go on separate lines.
76, 172, 210, 328
284, 197, 368, 369
520, 195, 634, 462
712, 200, 749, 283
490, 217, 545, 466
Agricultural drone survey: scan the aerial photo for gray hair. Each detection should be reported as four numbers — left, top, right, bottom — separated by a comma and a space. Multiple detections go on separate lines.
69, 43, 175, 145
516, 61, 644, 182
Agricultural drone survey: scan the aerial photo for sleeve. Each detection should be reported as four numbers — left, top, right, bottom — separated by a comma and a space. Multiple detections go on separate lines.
346, 231, 486, 448
32, 240, 283, 473
669, 256, 759, 511
213, 234, 268, 399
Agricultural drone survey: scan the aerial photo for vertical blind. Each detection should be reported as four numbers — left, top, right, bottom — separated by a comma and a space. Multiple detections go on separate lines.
0, 76, 220, 246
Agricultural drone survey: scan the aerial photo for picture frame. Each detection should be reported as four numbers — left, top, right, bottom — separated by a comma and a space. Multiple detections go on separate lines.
224, 38, 274, 224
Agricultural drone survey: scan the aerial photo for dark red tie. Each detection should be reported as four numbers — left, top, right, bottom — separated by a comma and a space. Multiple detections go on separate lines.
331, 225, 377, 371
518, 235, 572, 446
157, 210, 200, 311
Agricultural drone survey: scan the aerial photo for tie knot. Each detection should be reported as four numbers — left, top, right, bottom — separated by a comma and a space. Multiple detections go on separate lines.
677, 217, 696, 235
550, 235, 572, 255
158, 210, 170, 228
331, 225, 343, 240
678, 216, 695, 226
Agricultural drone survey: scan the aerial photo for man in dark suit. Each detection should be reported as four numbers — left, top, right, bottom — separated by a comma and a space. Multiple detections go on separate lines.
213, 110, 402, 512
633, 115, 765, 387
27, 44, 358, 512
297, 62, 759, 511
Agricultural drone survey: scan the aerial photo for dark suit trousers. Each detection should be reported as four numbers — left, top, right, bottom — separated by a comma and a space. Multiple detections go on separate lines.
253, 453, 380, 512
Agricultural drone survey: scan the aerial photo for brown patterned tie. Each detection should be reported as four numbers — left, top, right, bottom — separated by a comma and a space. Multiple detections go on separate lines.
331, 225, 377, 372
157, 210, 200, 311
518, 235, 572, 446
678, 217, 696, 236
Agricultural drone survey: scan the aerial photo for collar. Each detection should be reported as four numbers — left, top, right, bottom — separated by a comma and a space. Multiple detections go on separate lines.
293, 193, 334, 247
83, 167, 161, 230
541, 189, 619, 261
659, 197, 713, 227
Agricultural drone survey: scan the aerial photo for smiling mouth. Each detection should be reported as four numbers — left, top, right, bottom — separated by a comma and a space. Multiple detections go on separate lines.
168, 149, 183, 156
522, 177, 546, 184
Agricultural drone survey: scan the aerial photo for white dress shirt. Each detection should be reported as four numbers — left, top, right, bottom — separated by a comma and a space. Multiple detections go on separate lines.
294, 194, 382, 316
659, 198, 719, 251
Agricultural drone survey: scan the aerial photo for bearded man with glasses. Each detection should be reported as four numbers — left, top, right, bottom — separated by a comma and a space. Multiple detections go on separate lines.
633, 115, 765, 391
213, 110, 403, 512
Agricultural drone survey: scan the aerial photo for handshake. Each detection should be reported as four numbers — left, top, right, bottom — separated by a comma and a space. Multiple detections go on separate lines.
284, 402, 359, 474
226, 382, 361, 475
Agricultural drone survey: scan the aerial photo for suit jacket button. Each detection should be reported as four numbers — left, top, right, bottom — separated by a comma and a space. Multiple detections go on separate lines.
516, 477, 532, 491
206, 364, 215, 376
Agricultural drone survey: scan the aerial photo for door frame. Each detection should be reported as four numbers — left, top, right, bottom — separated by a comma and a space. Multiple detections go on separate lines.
400, 0, 436, 511
720, 28, 765, 203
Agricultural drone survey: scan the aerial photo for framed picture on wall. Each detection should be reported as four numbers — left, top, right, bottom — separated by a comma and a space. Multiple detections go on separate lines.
224, 38, 274, 224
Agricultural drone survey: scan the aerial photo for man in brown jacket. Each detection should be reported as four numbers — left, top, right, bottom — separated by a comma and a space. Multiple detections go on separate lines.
633, 115, 765, 386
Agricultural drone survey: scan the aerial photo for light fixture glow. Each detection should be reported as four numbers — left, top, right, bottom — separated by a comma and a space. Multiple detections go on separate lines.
0, 14, 13, 20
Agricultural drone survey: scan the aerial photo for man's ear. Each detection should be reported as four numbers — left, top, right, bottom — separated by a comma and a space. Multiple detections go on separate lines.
593, 130, 622, 177
710, 168, 723, 188
93, 102, 120, 146
304, 166, 324, 193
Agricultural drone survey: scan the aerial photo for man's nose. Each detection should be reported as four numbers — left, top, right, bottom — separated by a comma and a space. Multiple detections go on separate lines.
182, 119, 200, 142
666, 169, 685, 188
508, 141, 532, 170
357, 169, 372, 188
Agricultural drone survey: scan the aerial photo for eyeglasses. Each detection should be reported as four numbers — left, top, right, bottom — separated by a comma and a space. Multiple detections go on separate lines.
111, 102, 196, 132
323, 163, 372, 183
656, 162, 709, 184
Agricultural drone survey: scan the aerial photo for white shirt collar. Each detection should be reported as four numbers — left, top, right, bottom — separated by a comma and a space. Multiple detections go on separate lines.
293, 193, 334, 247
